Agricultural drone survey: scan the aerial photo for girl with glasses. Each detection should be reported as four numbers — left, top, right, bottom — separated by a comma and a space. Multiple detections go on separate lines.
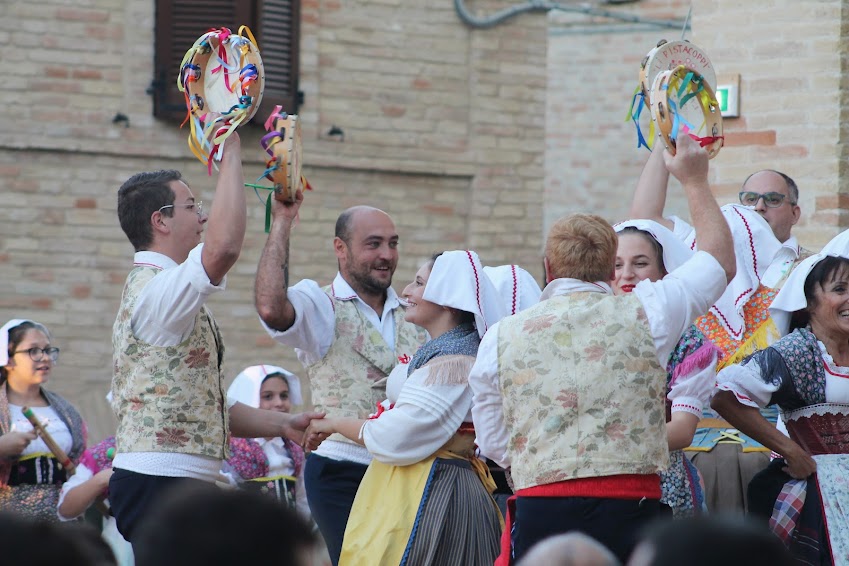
0, 319, 86, 522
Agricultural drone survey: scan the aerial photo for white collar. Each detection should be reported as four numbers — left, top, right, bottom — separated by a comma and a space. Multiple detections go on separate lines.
540, 279, 612, 301
781, 235, 801, 258
330, 273, 401, 310
133, 250, 179, 270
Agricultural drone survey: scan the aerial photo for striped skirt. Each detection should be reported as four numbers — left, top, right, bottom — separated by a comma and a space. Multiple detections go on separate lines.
402, 458, 501, 566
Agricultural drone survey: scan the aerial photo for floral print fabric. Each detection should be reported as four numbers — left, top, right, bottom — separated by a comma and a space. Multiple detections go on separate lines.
112, 266, 229, 458
496, 292, 669, 490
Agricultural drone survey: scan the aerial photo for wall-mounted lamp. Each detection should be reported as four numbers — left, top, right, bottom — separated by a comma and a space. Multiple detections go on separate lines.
327, 125, 345, 142
112, 113, 130, 128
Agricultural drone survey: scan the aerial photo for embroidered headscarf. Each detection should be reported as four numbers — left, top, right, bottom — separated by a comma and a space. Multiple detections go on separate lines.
614, 219, 695, 273
770, 228, 849, 334
705, 205, 782, 340
423, 250, 507, 338
408, 250, 507, 374
483, 264, 542, 315
227, 365, 303, 408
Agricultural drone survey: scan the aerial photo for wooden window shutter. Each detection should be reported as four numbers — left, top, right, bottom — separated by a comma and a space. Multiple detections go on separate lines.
254, 0, 301, 118
153, 0, 300, 122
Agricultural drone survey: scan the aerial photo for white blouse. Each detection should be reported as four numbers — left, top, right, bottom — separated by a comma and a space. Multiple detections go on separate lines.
9, 404, 72, 456
361, 357, 474, 467
717, 340, 849, 410
668, 351, 718, 419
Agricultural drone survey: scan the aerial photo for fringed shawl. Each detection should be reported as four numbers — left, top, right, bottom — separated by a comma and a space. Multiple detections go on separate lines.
408, 322, 479, 376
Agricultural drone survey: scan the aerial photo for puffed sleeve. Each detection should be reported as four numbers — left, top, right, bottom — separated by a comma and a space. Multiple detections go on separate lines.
361, 355, 474, 466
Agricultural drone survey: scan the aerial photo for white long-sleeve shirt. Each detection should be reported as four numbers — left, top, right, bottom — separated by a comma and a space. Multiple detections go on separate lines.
470, 251, 727, 468
261, 273, 406, 465
113, 244, 228, 482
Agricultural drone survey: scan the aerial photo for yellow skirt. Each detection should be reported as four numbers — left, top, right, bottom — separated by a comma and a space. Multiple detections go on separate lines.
339, 456, 437, 566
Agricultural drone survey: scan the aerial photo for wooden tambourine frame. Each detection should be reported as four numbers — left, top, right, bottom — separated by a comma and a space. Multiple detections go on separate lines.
178, 27, 265, 170
629, 39, 716, 152
640, 39, 716, 101
261, 109, 305, 202
650, 66, 724, 159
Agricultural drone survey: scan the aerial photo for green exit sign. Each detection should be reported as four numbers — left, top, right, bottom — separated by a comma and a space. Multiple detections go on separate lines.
714, 84, 739, 118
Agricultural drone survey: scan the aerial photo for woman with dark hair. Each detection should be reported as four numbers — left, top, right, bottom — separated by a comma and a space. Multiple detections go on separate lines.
712, 230, 849, 564
305, 250, 507, 566
613, 220, 716, 518
0, 319, 86, 521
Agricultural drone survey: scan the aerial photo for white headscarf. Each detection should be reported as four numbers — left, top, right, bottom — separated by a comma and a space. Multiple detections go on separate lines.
614, 219, 694, 273
226, 365, 303, 408
0, 319, 50, 366
422, 250, 508, 337
706, 204, 782, 340
483, 265, 542, 315
769, 229, 849, 333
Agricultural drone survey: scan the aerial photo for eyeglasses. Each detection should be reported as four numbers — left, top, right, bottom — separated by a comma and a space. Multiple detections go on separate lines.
13, 347, 60, 362
158, 201, 204, 217
738, 191, 794, 208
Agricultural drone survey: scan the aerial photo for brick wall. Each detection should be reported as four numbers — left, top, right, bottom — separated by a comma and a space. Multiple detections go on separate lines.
1, 1, 547, 441
546, 0, 846, 250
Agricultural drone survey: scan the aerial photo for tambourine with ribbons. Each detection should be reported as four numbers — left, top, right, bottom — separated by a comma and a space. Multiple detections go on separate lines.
178, 26, 265, 173
260, 106, 311, 203
627, 39, 716, 151
245, 105, 313, 232
649, 65, 724, 159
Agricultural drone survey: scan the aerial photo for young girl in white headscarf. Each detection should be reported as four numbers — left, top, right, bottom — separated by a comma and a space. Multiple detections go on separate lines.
0, 319, 86, 522
224, 365, 309, 517
305, 250, 507, 566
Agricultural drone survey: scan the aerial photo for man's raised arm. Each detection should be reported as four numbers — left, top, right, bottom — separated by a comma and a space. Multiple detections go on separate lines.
629, 141, 674, 230
664, 135, 735, 282
255, 190, 304, 332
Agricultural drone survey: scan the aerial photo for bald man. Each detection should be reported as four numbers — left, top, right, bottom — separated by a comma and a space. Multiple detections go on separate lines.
255, 192, 426, 566
631, 145, 812, 290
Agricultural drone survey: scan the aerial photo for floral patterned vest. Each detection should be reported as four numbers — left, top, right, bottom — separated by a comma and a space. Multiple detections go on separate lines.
496, 292, 669, 490
306, 287, 426, 446
112, 265, 229, 459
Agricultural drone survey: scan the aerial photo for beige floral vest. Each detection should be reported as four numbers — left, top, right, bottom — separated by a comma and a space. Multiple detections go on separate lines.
112, 265, 229, 459
307, 287, 427, 445
496, 292, 669, 490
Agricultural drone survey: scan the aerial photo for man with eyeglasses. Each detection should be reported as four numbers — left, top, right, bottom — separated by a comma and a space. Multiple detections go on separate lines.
630, 146, 812, 290
629, 145, 814, 516
108, 133, 320, 549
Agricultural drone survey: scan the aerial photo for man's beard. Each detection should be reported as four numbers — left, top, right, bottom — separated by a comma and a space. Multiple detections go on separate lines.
348, 263, 393, 295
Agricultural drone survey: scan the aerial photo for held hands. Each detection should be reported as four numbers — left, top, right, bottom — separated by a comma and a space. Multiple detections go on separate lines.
0, 430, 38, 459
281, 410, 325, 446
302, 416, 335, 452
663, 133, 709, 188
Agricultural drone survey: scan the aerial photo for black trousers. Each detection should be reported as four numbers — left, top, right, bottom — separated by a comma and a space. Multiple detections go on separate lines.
108, 468, 207, 548
303, 453, 368, 566
512, 496, 669, 564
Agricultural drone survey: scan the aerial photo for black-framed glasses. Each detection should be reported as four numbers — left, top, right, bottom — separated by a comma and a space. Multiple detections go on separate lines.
738, 191, 793, 208
158, 201, 204, 217
13, 347, 60, 362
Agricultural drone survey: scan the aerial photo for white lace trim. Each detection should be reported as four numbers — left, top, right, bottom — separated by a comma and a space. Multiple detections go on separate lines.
817, 340, 849, 376
784, 403, 849, 422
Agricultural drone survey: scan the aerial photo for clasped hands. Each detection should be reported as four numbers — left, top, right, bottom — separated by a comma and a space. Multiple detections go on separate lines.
301, 415, 335, 452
